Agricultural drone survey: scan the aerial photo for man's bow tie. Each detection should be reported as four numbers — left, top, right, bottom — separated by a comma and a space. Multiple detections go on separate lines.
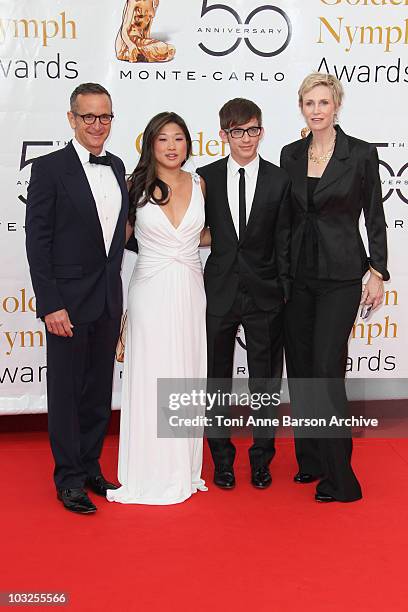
89, 153, 111, 166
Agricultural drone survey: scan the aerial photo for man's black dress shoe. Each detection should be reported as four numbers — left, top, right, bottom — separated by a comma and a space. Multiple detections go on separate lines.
294, 472, 320, 484
86, 475, 119, 497
251, 466, 272, 489
214, 467, 235, 489
57, 488, 97, 514
315, 492, 336, 503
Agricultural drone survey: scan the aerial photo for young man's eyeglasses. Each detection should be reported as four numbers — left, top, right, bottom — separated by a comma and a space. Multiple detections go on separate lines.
73, 113, 114, 125
224, 126, 262, 139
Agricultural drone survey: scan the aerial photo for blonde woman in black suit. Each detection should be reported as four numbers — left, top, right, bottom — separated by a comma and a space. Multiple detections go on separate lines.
280, 72, 389, 503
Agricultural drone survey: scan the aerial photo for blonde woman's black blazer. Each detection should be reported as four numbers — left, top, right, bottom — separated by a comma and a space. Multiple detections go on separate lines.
280, 125, 389, 281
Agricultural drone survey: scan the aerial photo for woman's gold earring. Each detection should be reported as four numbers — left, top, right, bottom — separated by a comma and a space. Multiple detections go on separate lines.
301, 127, 311, 139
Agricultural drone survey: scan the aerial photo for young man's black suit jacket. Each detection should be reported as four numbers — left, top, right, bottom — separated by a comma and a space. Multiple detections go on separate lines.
25, 141, 129, 489
198, 155, 292, 316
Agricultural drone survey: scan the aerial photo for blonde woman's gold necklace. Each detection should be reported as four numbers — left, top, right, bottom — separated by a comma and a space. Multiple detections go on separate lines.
309, 137, 336, 164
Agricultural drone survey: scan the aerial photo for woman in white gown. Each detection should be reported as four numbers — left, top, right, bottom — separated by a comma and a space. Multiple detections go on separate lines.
108, 112, 209, 505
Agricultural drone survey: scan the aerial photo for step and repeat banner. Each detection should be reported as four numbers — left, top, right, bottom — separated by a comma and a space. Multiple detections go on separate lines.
0, 0, 407, 413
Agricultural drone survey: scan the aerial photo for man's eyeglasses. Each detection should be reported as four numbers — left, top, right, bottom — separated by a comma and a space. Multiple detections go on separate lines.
224, 126, 262, 139
73, 113, 114, 125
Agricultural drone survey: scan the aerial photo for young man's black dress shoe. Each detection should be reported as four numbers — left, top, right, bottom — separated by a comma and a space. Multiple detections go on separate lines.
86, 475, 119, 497
251, 466, 272, 489
214, 467, 235, 489
57, 488, 97, 514
294, 472, 320, 484
315, 493, 336, 503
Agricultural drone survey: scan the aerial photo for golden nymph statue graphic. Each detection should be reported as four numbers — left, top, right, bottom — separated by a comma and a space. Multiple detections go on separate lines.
116, 0, 175, 63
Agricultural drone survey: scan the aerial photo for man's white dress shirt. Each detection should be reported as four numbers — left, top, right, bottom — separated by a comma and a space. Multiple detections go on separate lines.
227, 154, 260, 237
72, 138, 121, 254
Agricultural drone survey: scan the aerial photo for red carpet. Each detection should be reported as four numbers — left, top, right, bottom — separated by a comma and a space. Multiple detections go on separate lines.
1, 433, 408, 611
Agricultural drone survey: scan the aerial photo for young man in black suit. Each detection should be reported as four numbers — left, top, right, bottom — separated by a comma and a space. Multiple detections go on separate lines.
26, 83, 129, 513
198, 99, 291, 489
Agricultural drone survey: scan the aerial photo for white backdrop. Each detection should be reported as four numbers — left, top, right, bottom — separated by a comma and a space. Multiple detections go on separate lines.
0, 0, 407, 414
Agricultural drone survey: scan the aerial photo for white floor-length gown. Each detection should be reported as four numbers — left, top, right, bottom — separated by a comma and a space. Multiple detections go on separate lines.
107, 172, 207, 505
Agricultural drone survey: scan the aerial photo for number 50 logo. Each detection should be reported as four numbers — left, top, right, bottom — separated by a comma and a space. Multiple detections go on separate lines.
198, 1, 292, 57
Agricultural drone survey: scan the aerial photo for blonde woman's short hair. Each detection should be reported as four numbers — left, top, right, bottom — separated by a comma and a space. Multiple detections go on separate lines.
298, 72, 344, 109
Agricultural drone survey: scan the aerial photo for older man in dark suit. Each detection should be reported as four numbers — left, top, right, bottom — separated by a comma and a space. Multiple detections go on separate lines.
26, 83, 129, 514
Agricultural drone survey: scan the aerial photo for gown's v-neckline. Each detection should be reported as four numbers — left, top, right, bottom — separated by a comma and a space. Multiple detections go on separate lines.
157, 174, 194, 231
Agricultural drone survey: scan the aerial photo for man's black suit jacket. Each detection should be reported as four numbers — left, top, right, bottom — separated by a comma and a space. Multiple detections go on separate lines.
25, 141, 129, 323
198, 156, 291, 317
280, 125, 389, 281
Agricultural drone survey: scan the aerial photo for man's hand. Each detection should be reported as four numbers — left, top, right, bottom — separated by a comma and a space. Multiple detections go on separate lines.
45, 309, 74, 337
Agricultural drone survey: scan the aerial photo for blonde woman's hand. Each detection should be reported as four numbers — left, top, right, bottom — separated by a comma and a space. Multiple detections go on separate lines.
361, 273, 384, 310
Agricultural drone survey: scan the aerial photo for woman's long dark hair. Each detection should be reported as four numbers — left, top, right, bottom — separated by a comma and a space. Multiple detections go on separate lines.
128, 112, 192, 226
